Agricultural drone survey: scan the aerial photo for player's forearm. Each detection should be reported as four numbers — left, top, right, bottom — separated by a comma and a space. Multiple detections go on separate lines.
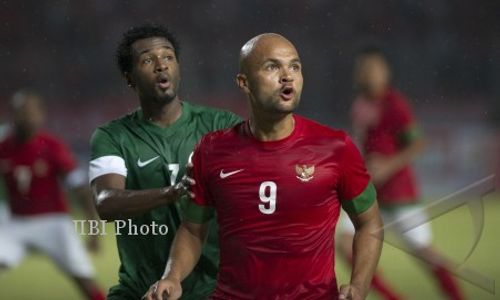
350, 210, 383, 298
94, 187, 178, 220
392, 138, 425, 170
162, 222, 207, 282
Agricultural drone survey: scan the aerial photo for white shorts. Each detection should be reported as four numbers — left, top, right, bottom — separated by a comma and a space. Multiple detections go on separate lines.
0, 213, 94, 278
338, 203, 432, 249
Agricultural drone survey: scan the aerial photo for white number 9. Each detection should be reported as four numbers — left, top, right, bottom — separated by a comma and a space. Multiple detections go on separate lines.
259, 181, 277, 214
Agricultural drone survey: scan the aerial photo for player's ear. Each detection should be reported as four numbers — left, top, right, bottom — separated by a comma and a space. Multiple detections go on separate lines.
236, 73, 250, 93
124, 72, 135, 89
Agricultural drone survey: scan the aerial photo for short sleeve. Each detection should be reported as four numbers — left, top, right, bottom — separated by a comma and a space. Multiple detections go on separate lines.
393, 95, 423, 144
338, 135, 376, 215
183, 139, 215, 224
90, 128, 122, 160
88, 128, 127, 182
51, 138, 77, 174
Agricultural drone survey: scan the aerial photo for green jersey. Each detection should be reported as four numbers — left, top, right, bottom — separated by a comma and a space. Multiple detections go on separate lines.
89, 102, 241, 300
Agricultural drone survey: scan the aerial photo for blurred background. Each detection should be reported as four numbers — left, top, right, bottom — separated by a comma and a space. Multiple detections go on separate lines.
0, 1, 499, 299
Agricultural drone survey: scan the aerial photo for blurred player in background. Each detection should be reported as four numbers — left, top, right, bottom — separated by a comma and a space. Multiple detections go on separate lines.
337, 47, 464, 300
0, 122, 10, 224
89, 24, 240, 299
0, 90, 105, 300
145, 33, 383, 300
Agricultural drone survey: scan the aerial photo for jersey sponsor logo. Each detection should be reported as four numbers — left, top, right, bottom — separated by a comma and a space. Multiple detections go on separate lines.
219, 169, 244, 179
137, 156, 160, 168
295, 164, 315, 182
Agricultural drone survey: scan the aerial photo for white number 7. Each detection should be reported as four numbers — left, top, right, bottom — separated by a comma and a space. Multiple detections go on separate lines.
259, 181, 277, 214
167, 164, 180, 186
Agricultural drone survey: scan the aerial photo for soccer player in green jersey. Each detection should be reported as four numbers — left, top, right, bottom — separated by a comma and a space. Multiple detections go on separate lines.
89, 24, 241, 300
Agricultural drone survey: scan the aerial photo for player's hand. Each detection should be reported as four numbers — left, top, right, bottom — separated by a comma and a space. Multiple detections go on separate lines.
142, 278, 182, 300
165, 162, 195, 203
339, 283, 363, 300
183, 162, 195, 199
366, 154, 395, 186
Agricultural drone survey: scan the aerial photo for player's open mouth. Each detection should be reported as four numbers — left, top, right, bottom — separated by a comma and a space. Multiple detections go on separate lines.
280, 86, 294, 100
156, 75, 171, 89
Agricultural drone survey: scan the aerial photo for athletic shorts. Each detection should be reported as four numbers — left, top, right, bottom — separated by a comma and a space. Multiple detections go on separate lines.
338, 203, 432, 249
0, 213, 94, 278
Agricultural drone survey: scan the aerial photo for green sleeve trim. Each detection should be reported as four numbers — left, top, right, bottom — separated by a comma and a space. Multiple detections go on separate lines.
341, 182, 376, 215
182, 199, 215, 224
399, 126, 422, 145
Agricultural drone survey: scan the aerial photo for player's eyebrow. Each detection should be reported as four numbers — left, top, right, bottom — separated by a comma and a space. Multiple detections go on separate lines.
138, 46, 174, 56
261, 57, 301, 65
261, 58, 281, 65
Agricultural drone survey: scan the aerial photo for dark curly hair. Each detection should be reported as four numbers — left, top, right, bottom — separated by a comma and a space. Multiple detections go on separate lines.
115, 24, 180, 74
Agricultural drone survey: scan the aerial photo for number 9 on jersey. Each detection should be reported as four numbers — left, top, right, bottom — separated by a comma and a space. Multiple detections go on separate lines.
259, 181, 277, 214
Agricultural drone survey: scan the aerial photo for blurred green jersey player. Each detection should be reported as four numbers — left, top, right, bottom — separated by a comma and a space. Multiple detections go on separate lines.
89, 24, 240, 300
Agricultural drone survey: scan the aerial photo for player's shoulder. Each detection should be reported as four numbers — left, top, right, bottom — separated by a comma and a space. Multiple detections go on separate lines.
185, 101, 242, 129
386, 88, 411, 106
296, 115, 349, 142
195, 121, 243, 152
96, 109, 138, 131
91, 109, 140, 140
37, 131, 68, 146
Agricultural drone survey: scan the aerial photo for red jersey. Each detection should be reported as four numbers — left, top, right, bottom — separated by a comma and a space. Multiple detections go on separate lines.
351, 88, 420, 203
0, 131, 76, 215
188, 115, 374, 300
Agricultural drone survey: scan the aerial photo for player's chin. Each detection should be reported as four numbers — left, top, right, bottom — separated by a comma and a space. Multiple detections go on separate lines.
276, 98, 299, 112
155, 89, 176, 103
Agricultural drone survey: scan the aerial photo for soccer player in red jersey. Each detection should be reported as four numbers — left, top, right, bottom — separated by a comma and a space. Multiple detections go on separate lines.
0, 90, 106, 300
144, 34, 383, 300
338, 47, 464, 300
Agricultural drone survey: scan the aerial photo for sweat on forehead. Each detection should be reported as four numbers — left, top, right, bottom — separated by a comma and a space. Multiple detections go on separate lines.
238, 33, 296, 73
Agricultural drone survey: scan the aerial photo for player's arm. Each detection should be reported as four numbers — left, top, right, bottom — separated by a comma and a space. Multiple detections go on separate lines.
367, 96, 426, 186
341, 201, 383, 300
143, 139, 214, 299
367, 125, 425, 186
143, 220, 209, 300
91, 173, 192, 221
89, 128, 193, 221
339, 135, 383, 299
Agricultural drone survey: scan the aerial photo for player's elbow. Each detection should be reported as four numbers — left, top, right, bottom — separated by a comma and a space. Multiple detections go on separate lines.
412, 137, 427, 153
94, 191, 119, 221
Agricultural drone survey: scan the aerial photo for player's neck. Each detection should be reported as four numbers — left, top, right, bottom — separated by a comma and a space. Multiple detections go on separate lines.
141, 96, 182, 128
364, 86, 388, 101
14, 127, 37, 143
249, 113, 295, 142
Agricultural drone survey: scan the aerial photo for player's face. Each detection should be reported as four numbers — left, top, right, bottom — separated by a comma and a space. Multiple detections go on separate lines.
354, 55, 390, 97
14, 96, 45, 133
241, 40, 303, 115
127, 37, 181, 104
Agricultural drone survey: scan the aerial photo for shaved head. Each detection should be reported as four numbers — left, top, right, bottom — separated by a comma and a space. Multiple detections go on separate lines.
236, 33, 303, 118
239, 33, 298, 74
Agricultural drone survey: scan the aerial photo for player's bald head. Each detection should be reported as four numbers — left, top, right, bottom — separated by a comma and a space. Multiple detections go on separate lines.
239, 33, 298, 74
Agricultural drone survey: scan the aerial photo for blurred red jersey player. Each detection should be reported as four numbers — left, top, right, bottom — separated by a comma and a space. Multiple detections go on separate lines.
144, 34, 384, 300
0, 90, 105, 300
338, 47, 464, 300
